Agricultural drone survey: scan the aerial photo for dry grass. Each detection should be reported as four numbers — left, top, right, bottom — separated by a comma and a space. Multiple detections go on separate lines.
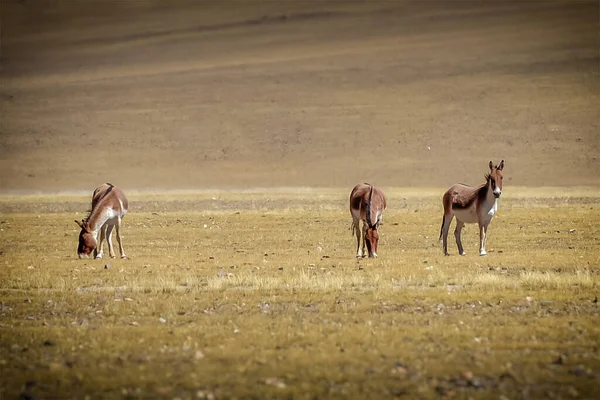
1, 190, 599, 399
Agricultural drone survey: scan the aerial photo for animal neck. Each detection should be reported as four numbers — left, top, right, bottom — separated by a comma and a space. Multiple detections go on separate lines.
86, 203, 112, 234
482, 178, 497, 207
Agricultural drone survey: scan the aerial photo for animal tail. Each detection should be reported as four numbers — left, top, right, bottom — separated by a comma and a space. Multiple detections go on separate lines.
365, 184, 374, 228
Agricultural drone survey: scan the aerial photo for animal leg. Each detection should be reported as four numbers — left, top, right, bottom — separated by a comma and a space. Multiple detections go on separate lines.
454, 220, 466, 255
361, 223, 368, 258
95, 225, 107, 259
482, 222, 490, 255
441, 213, 454, 256
106, 225, 115, 258
352, 219, 361, 257
116, 220, 127, 259
479, 222, 487, 256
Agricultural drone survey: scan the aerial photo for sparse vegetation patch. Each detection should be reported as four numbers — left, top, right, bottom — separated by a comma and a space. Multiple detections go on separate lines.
1, 191, 599, 399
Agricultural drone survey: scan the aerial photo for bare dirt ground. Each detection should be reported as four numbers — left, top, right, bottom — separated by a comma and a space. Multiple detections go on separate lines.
1, 0, 599, 192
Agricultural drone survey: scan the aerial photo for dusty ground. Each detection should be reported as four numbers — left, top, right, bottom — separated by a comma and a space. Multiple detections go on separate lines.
1, 0, 599, 192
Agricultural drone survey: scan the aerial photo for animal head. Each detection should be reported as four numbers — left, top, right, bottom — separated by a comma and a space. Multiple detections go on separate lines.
75, 219, 96, 259
365, 227, 380, 258
487, 160, 505, 198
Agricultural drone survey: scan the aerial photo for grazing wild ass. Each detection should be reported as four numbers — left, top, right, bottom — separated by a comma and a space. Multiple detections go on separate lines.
350, 183, 387, 258
76, 183, 128, 259
440, 160, 504, 256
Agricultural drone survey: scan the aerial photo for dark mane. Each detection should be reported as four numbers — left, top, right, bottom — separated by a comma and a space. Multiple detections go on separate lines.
83, 205, 102, 226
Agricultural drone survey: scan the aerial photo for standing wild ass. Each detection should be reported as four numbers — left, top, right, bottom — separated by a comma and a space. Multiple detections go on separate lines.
440, 160, 504, 256
76, 183, 128, 259
350, 183, 387, 258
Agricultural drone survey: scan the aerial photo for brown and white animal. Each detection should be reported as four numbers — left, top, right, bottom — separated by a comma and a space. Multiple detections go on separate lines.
349, 183, 387, 258
75, 183, 128, 259
440, 160, 504, 256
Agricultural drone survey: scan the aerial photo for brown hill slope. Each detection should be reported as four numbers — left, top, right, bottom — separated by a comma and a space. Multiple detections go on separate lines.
1, 0, 598, 191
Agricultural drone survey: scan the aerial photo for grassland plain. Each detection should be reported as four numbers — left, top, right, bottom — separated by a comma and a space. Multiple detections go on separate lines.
2, 1, 599, 398
0, 189, 599, 399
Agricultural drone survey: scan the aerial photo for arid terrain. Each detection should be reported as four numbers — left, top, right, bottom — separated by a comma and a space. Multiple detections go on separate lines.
1, 192, 600, 399
1, 1, 600, 399
1, 0, 598, 191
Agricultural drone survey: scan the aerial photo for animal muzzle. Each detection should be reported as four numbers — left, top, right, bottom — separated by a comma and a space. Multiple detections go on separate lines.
493, 189, 502, 198
78, 253, 90, 260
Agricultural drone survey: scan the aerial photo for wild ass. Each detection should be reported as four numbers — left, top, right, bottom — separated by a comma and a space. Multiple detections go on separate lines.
75, 183, 128, 259
350, 183, 387, 258
440, 160, 504, 256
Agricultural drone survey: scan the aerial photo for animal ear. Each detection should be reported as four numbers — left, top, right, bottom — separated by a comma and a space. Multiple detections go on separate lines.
498, 160, 504, 171
75, 219, 84, 228
489, 161, 493, 171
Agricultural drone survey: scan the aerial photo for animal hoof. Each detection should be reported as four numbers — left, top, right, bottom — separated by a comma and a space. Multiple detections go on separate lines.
121, 255, 128, 260
460, 252, 466, 256
95, 255, 103, 260
479, 252, 487, 257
